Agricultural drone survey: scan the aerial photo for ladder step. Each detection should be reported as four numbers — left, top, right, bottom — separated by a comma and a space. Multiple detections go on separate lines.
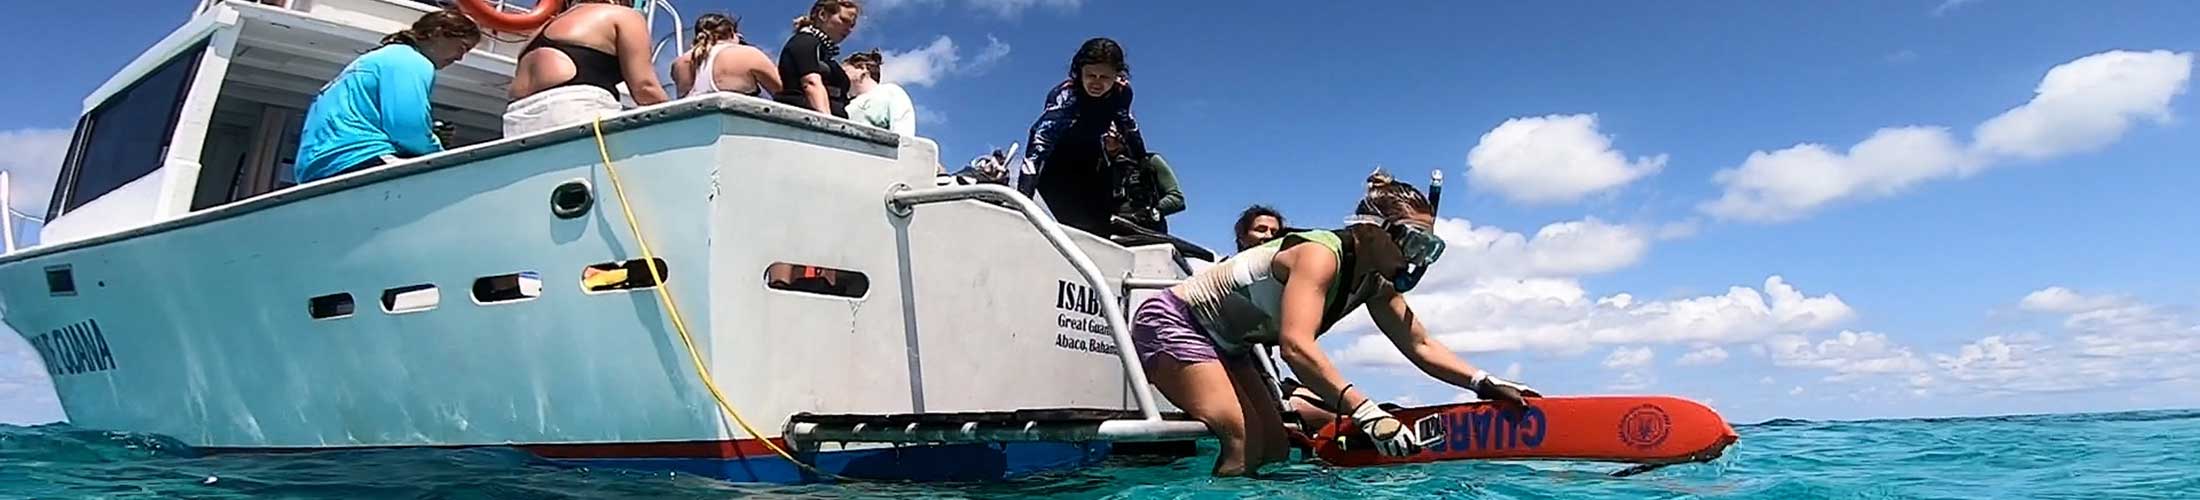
789, 418, 1214, 445
790, 408, 1195, 427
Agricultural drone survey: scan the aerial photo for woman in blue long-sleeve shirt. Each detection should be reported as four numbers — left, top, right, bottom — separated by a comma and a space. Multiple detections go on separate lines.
1022, 37, 1146, 236
293, 9, 482, 184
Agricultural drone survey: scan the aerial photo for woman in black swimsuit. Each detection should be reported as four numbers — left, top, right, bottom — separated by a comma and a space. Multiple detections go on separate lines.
775, 0, 861, 118
503, 0, 669, 137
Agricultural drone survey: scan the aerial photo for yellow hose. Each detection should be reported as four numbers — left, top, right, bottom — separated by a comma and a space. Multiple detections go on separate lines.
588, 116, 843, 481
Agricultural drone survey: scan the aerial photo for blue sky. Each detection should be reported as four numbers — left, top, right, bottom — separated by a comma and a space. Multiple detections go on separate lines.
3, 0, 2199, 426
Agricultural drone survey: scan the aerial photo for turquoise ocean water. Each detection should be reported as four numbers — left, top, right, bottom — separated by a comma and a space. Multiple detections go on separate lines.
3, 409, 2196, 499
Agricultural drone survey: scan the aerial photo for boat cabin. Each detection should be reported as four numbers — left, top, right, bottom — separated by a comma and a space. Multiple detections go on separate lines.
41, 0, 551, 247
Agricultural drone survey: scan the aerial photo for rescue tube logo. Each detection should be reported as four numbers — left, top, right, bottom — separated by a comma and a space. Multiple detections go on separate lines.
1618, 404, 1672, 449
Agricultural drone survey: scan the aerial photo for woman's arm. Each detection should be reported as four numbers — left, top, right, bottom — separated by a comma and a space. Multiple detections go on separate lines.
1109, 82, 1149, 161
1019, 80, 1079, 196
669, 53, 695, 98
1147, 154, 1185, 215
612, 9, 668, 105
802, 73, 829, 114
1368, 289, 1538, 405
1368, 289, 1481, 388
1270, 243, 1374, 412
890, 87, 917, 136
744, 47, 785, 95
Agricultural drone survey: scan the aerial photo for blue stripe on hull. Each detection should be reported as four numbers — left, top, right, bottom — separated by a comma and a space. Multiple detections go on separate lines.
558, 441, 1114, 484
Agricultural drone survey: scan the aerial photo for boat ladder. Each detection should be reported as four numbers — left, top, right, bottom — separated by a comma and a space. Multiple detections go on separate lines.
785, 183, 1266, 448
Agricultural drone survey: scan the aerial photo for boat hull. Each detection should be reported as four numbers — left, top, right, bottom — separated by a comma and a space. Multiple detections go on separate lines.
1, 96, 1186, 483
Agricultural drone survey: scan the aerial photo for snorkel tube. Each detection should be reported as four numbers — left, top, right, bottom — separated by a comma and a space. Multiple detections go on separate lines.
1427, 169, 1444, 215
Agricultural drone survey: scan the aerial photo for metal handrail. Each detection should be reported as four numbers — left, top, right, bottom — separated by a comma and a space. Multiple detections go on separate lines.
887, 183, 1163, 421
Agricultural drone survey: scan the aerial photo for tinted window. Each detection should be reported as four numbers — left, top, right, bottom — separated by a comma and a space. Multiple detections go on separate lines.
54, 41, 208, 215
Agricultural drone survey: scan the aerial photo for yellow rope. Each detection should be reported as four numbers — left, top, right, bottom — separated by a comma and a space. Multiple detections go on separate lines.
588, 116, 844, 481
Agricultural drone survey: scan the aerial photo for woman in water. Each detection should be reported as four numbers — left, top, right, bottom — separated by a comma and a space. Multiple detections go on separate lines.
843, 49, 916, 137
503, 0, 669, 137
293, 8, 481, 184
670, 13, 781, 98
776, 0, 861, 118
1022, 37, 1146, 236
1130, 171, 1541, 477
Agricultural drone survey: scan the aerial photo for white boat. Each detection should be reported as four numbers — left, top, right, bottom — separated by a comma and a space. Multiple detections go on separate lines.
0, 0, 1220, 483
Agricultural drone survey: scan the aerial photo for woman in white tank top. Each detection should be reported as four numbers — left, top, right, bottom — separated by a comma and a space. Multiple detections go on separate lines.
671, 13, 782, 98
1127, 171, 1542, 477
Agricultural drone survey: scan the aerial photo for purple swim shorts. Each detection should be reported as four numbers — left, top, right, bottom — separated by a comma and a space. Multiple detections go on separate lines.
1131, 290, 1244, 366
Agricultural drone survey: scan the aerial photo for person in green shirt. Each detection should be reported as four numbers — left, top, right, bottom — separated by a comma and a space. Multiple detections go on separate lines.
1105, 126, 1183, 234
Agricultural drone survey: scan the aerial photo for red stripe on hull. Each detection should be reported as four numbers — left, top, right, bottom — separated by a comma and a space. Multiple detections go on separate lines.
197, 438, 794, 459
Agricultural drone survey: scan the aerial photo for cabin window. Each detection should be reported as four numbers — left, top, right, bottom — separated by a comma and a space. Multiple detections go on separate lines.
380, 284, 440, 314
473, 271, 543, 304
308, 293, 354, 320
44, 265, 76, 297
50, 40, 211, 219
582, 258, 668, 293
765, 263, 870, 299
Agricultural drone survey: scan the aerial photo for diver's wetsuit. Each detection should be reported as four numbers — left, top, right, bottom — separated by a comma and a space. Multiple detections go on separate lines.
1022, 78, 1146, 236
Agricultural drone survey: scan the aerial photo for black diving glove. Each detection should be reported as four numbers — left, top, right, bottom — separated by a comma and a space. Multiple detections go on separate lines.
1470, 369, 1542, 408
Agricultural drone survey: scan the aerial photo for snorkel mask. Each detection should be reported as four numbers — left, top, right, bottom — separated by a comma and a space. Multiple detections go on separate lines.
1347, 170, 1448, 293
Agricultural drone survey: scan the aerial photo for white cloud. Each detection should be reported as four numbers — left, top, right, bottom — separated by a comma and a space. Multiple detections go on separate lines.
965, 0, 1080, 17
864, 0, 944, 13
1974, 50, 2193, 160
867, 0, 1075, 17
1503, 361, 1522, 381
2018, 286, 2125, 313
880, 35, 1012, 88
1414, 216, 1649, 291
880, 37, 954, 87
1930, 335, 2066, 395
916, 107, 949, 128
1608, 370, 1654, 392
1655, 219, 1701, 241
0, 128, 68, 220
1765, 287, 2200, 399
1701, 126, 1973, 223
1931, 0, 1980, 16
1788, 386, 1805, 396
1700, 50, 2193, 223
1465, 114, 1667, 205
1766, 330, 1929, 381
1759, 376, 1775, 385
968, 35, 1012, 71
1336, 274, 1852, 366
1886, 49, 1920, 64
1603, 346, 1655, 370
1677, 346, 1730, 366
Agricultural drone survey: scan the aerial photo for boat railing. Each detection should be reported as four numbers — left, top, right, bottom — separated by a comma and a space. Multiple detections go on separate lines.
886, 183, 1163, 420
191, 0, 547, 60
0, 171, 35, 254
804, 183, 1219, 445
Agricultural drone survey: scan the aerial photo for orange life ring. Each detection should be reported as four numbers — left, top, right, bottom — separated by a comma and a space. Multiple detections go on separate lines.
454, 0, 565, 33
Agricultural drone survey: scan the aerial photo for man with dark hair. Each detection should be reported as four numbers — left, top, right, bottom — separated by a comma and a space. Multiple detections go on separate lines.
1232, 204, 1285, 251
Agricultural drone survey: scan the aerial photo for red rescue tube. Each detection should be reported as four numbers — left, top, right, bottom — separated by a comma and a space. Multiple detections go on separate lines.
454, 0, 565, 33
1307, 395, 1740, 468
